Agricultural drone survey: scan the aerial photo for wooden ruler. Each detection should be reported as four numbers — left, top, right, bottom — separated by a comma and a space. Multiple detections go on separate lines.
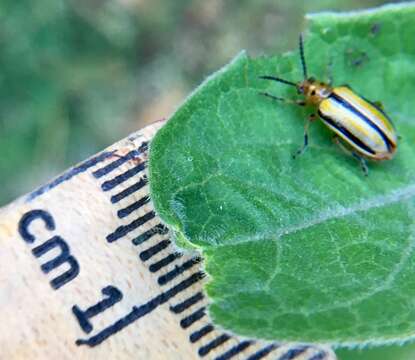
0, 121, 336, 360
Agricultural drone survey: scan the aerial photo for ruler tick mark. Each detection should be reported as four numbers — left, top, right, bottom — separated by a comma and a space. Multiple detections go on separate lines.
213, 340, 253, 360
180, 306, 205, 329
308, 352, 327, 360
198, 334, 231, 357
101, 162, 146, 192
277, 346, 308, 360
246, 344, 279, 360
132, 223, 168, 246
170, 292, 204, 314
107, 211, 156, 243
111, 176, 148, 203
149, 252, 182, 273
93, 142, 148, 179
117, 196, 150, 218
140, 239, 171, 261
189, 324, 214, 343
27, 151, 114, 201
158, 257, 201, 286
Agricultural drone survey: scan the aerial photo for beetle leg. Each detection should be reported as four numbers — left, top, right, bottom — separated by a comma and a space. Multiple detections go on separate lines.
352, 153, 369, 176
260, 92, 306, 107
293, 113, 317, 159
332, 135, 369, 176
332, 134, 351, 156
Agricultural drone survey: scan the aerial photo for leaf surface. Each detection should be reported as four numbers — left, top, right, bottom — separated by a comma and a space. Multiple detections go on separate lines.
149, 3, 415, 346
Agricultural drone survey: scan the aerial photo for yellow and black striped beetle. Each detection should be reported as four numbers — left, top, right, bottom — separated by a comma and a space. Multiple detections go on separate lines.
260, 35, 397, 175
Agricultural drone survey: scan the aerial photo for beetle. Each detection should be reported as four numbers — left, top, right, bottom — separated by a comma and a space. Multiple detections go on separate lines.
260, 34, 397, 175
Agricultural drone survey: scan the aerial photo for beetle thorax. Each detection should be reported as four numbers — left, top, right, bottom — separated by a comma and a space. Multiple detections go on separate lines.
298, 77, 332, 105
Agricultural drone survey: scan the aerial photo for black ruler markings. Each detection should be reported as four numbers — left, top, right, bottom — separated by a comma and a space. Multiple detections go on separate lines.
308, 352, 328, 360
76, 271, 205, 346
83, 143, 331, 360
92, 142, 148, 179
149, 252, 183, 273
277, 346, 309, 360
106, 211, 156, 243
91, 147, 234, 356
198, 334, 231, 357
101, 161, 146, 192
246, 344, 279, 360
139, 239, 171, 261
27, 150, 115, 201
111, 177, 148, 204
158, 256, 202, 286
190, 324, 215, 343
180, 306, 206, 329
117, 195, 150, 219
132, 223, 168, 246
214, 340, 254, 360
170, 292, 204, 314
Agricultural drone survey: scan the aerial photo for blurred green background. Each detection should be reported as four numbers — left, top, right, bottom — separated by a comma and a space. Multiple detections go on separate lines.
0, 0, 405, 205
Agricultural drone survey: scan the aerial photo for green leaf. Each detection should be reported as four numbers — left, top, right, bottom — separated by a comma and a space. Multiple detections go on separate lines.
149, 3, 415, 347
337, 341, 415, 360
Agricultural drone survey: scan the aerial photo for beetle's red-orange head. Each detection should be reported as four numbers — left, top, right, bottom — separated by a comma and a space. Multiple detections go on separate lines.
260, 34, 331, 105
297, 77, 332, 105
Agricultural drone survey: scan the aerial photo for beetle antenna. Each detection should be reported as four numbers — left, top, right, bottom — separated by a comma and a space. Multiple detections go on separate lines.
299, 34, 308, 80
259, 75, 297, 87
